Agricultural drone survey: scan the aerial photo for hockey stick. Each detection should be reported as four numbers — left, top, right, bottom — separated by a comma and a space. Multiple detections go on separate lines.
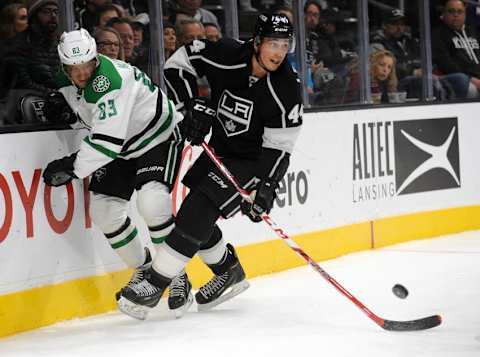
201, 142, 442, 331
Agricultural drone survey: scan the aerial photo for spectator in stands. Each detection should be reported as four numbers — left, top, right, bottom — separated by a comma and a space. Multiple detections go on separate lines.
95, 3, 122, 27
371, 9, 421, 81
6, 0, 60, 93
0, 2, 28, 41
204, 22, 221, 42
304, 0, 322, 73
78, 0, 112, 34
176, 18, 205, 46
94, 25, 124, 60
370, 50, 398, 103
432, 0, 480, 97
107, 17, 135, 62
175, 18, 209, 97
164, 22, 177, 60
131, 13, 149, 49
173, 0, 220, 30
315, 9, 350, 71
0, 2, 29, 99
346, 50, 398, 104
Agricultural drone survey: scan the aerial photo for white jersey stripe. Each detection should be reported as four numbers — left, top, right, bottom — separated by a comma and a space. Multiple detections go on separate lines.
189, 55, 248, 70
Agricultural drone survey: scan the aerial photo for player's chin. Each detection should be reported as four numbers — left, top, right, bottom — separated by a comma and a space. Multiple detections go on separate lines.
266, 62, 281, 71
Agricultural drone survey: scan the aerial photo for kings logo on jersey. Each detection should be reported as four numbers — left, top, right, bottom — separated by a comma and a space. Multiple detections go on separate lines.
217, 90, 254, 137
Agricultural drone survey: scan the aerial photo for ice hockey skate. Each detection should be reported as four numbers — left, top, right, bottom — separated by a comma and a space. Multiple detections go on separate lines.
117, 268, 171, 320
168, 271, 193, 318
195, 244, 250, 311
115, 247, 152, 301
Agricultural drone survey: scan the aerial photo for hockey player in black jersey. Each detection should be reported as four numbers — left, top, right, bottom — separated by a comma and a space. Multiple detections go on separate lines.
117, 13, 303, 319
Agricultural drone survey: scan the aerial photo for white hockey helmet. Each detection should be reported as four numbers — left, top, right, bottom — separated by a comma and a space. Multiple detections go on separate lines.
57, 28, 97, 66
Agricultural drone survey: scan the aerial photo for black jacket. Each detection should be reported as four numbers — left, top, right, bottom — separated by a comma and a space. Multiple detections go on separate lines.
6, 25, 60, 93
371, 30, 421, 80
432, 22, 480, 78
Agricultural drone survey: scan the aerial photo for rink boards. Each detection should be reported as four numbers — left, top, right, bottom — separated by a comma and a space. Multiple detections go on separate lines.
1, 102, 480, 337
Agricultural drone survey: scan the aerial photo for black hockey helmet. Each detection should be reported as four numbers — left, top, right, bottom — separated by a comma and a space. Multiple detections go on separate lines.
254, 13, 295, 52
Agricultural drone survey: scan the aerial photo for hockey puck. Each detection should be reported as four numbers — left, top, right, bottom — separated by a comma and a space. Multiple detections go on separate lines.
392, 284, 408, 299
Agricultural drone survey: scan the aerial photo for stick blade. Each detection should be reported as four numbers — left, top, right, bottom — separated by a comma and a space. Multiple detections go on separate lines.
382, 315, 442, 331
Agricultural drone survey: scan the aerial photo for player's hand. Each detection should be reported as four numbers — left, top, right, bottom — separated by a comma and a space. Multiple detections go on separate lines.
43, 153, 78, 187
240, 180, 277, 223
182, 98, 215, 145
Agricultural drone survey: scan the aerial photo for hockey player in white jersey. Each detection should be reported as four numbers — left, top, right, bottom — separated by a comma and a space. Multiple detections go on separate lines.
117, 13, 303, 319
42, 29, 192, 317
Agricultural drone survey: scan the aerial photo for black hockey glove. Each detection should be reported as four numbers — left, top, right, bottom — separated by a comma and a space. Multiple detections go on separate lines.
240, 179, 277, 223
182, 98, 215, 145
43, 153, 78, 187
43, 91, 77, 125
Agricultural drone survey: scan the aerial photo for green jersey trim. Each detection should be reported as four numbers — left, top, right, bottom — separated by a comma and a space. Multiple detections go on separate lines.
119, 100, 174, 157
84, 55, 122, 104
84, 136, 119, 159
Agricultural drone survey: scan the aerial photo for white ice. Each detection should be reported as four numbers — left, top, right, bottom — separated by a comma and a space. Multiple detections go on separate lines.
2, 231, 480, 357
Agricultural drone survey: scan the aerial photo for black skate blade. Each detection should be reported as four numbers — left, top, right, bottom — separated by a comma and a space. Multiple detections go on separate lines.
117, 296, 152, 320
197, 280, 250, 312
170, 292, 194, 319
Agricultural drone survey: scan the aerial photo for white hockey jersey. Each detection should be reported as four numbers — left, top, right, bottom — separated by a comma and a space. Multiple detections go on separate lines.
57, 55, 177, 179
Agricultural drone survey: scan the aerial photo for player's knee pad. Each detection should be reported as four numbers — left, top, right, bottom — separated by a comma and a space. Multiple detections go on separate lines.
136, 181, 172, 227
90, 193, 129, 234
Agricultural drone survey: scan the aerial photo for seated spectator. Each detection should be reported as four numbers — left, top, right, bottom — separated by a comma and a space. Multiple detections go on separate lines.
173, 0, 220, 30
0, 2, 29, 98
346, 50, 398, 104
175, 18, 209, 97
432, 0, 480, 98
204, 22, 221, 42
0, 2, 28, 41
94, 25, 124, 60
95, 4, 122, 28
77, 0, 113, 34
6, 0, 60, 93
370, 50, 398, 103
176, 19, 205, 46
371, 9, 421, 81
163, 22, 177, 60
106, 17, 135, 62
304, 0, 322, 71
131, 13, 149, 50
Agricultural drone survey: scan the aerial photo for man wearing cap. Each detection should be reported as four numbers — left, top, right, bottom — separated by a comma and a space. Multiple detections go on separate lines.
6, 0, 60, 93
370, 9, 421, 80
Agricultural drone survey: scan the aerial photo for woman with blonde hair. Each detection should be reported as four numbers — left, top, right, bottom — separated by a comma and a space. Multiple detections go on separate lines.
369, 50, 398, 103
345, 50, 399, 104
94, 26, 125, 61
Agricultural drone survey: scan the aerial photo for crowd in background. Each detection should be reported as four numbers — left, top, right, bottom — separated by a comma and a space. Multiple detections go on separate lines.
1, 0, 480, 126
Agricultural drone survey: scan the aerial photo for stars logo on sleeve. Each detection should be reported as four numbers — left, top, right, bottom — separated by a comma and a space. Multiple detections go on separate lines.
92, 75, 111, 93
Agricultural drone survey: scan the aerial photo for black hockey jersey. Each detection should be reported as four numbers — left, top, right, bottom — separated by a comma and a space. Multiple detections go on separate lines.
164, 38, 303, 160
